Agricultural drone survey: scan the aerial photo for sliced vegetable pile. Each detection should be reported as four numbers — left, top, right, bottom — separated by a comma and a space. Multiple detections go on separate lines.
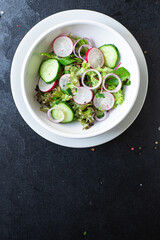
36, 34, 131, 129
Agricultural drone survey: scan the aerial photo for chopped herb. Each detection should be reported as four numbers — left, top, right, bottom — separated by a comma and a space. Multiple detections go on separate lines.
64, 70, 70, 74
61, 89, 69, 95
96, 92, 105, 98
66, 88, 73, 96
53, 97, 57, 101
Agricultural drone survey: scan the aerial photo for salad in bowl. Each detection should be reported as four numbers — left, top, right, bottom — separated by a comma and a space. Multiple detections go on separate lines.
36, 34, 131, 130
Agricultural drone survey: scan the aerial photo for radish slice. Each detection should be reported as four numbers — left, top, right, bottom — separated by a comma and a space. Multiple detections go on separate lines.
47, 107, 64, 123
59, 74, 70, 90
78, 44, 92, 60
102, 73, 122, 93
52, 36, 73, 57
81, 69, 102, 90
73, 87, 93, 105
93, 91, 115, 111
38, 78, 57, 92
59, 74, 80, 90
95, 111, 108, 121
73, 38, 93, 58
85, 48, 104, 68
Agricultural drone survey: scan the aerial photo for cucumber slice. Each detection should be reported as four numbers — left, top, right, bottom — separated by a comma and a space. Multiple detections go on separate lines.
51, 108, 64, 121
99, 44, 119, 68
39, 59, 60, 83
96, 110, 105, 119
51, 102, 74, 123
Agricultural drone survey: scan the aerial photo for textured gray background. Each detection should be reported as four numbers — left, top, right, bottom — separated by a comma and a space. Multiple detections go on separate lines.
0, 0, 160, 239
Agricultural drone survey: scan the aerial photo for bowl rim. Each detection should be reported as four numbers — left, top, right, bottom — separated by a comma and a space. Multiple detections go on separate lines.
21, 19, 140, 139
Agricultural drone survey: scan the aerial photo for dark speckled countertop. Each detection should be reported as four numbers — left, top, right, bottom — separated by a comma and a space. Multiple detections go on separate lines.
0, 0, 160, 239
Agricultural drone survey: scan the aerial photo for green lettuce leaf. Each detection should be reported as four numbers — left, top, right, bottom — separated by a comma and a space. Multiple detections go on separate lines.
40, 52, 82, 65
105, 67, 130, 85
112, 67, 130, 81
40, 52, 57, 59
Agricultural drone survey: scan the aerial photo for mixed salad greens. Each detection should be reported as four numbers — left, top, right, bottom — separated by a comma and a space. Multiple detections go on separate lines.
36, 34, 131, 129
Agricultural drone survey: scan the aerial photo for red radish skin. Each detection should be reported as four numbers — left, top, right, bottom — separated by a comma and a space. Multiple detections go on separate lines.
85, 48, 91, 63
73, 87, 93, 105
38, 78, 57, 92
52, 36, 73, 57
85, 48, 104, 68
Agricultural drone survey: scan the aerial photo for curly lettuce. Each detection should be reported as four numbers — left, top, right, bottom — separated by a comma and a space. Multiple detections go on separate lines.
71, 102, 95, 129
95, 66, 112, 77
76, 60, 91, 76
107, 85, 124, 107
113, 90, 124, 106
69, 61, 90, 87
36, 86, 72, 109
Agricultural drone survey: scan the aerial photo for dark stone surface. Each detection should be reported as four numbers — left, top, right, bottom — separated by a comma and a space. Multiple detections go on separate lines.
0, 0, 160, 239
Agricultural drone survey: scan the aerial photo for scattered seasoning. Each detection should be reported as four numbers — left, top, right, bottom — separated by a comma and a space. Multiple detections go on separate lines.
100, 181, 103, 185
127, 144, 145, 155
17, 24, 19, 28
140, 184, 142, 187
83, 231, 87, 236
155, 141, 158, 145
144, 50, 147, 54
89, 201, 92, 205
154, 146, 158, 150
91, 148, 95, 151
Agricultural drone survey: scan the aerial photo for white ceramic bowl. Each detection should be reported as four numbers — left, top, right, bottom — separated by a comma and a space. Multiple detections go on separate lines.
21, 20, 140, 139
